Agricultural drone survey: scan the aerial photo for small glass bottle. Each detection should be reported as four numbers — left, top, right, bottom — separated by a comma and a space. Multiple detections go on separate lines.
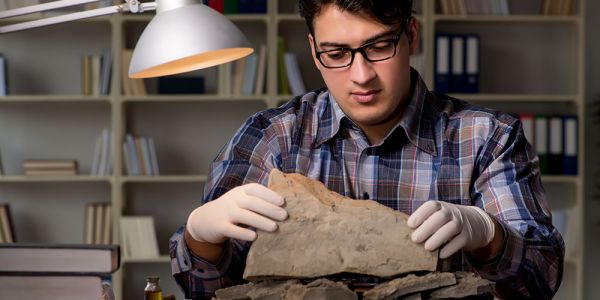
144, 276, 163, 300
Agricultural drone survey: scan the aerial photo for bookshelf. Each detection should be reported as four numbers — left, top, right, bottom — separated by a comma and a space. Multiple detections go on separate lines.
0, 0, 585, 299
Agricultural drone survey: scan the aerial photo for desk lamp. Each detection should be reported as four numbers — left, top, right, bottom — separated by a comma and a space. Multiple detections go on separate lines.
0, 0, 254, 78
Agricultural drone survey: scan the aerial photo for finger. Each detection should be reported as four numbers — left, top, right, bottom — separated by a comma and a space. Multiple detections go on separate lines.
423, 219, 462, 251
411, 208, 452, 244
222, 223, 257, 241
407, 201, 441, 228
244, 183, 285, 206
230, 208, 279, 233
440, 233, 468, 259
238, 195, 288, 221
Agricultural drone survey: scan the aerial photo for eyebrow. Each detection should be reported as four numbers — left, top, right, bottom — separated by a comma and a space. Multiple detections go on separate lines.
318, 29, 399, 49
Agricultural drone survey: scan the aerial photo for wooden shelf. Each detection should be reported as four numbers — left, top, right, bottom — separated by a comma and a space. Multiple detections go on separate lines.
120, 13, 269, 23
433, 14, 581, 23
122, 255, 170, 264
0, 95, 112, 102
0, 175, 112, 183
120, 175, 208, 183
449, 94, 580, 103
121, 94, 268, 103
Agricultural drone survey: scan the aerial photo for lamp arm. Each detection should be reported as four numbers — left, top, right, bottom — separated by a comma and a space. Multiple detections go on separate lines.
0, 0, 157, 34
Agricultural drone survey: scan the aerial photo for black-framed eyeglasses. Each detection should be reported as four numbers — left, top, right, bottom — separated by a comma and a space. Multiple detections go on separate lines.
313, 20, 410, 69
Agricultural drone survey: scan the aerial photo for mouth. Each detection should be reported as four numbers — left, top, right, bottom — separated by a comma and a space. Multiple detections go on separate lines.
351, 90, 381, 103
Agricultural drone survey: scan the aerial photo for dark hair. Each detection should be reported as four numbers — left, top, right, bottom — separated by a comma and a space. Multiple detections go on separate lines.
299, 0, 414, 36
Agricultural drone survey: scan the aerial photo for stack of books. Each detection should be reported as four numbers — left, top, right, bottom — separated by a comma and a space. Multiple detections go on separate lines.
23, 159, 78, 176
0, 243, 120, 299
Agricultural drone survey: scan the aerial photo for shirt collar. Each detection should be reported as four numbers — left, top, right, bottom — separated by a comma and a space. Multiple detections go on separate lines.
314, 69, 438, 156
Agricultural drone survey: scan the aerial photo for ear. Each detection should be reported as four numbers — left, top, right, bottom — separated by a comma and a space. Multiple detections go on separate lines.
308, 34, 323, 71
407, 18, 420, 55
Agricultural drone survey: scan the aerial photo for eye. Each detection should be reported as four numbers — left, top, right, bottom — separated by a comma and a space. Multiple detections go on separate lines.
367, 40, 393, 52
325, 50, 349, 61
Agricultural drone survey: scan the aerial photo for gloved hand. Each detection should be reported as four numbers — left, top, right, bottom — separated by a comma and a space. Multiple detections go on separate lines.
186, 183, 288, 244
407, 201, 495, 259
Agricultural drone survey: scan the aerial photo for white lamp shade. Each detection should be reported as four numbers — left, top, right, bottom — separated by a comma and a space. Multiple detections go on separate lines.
129, 3, 254, 78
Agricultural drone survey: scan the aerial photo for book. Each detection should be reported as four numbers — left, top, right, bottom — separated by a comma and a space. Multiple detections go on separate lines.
22, 159, 78, 176
224, 0, 238, 14
91, 133, 103, 175
0, 204, 14, 243
242, 53, 258, 96
84, 203, 112, 245
102, 204, 112, 244
135, 137, 146, 175
435, 34, 451, 93
0, 54, 7, 96
22, 159, 77, 170
121, 49, 147, 96
231, 56, 247, 95
85, 204, 94, 244
254, 45, 267, 95
277, 37, 290, 95
148, 137, 160, 176
284, 52, 306, 96
562, 116, 578, 175
91, 55, 101, 96
0, 243, 119, 274
140, 137, 153, 176
98, 128, 111, 176
548, 116, 563, 175
208, 0, 224, 13
219, 62, 233, 95
519, 114, 535, 146
450, 35, 466, 93
120, 216, 159, 259
82, 55, 92, 96
535, 116, 549, 174
125, 134, 140, 176
464, 34, 480, 93
100, 48, 112, 95
0, 275, 104, 300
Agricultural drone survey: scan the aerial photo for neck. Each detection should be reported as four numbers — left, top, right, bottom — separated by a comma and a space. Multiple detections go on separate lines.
360, 106, 405, 145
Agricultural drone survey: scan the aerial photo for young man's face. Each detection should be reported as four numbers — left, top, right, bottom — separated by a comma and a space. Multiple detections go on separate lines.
309, 5, 419, 136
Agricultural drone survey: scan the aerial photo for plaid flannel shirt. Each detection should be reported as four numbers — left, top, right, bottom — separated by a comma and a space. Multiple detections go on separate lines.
169, 70, 564, 299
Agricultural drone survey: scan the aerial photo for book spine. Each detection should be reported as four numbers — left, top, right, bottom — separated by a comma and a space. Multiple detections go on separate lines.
464, 35, 480, 94
126, 134, 140, 176
450, 35, 466, 93
562, 116, 578, 175
277, 37, 290, 95
0, 54, 7, 96
435, 34, 451, 93
548, 116, 563, 175
148, 138, 160, 176
535, 116, 549, 175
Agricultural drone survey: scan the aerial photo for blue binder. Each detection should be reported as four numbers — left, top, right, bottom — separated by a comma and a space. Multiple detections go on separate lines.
464, 34, 480, 93
434, 34, 451, 93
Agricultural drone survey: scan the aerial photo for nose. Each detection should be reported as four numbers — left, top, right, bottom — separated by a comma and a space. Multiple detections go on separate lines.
349, 51, 376, 85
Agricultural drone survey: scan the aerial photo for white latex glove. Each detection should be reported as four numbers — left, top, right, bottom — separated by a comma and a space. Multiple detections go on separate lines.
186, 183, 288, 244
407, 201, 495, 259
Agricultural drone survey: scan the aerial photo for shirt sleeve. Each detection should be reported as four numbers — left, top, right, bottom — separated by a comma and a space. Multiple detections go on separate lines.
468, 116, 565, 299
169, 113, 283, 299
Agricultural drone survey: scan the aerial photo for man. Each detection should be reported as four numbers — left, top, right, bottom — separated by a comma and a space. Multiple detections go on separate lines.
170, 1, 564, 299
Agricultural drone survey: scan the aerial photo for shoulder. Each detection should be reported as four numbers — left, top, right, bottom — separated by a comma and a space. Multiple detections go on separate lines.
243, 88, 330, 137
430, 92, 520, 142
